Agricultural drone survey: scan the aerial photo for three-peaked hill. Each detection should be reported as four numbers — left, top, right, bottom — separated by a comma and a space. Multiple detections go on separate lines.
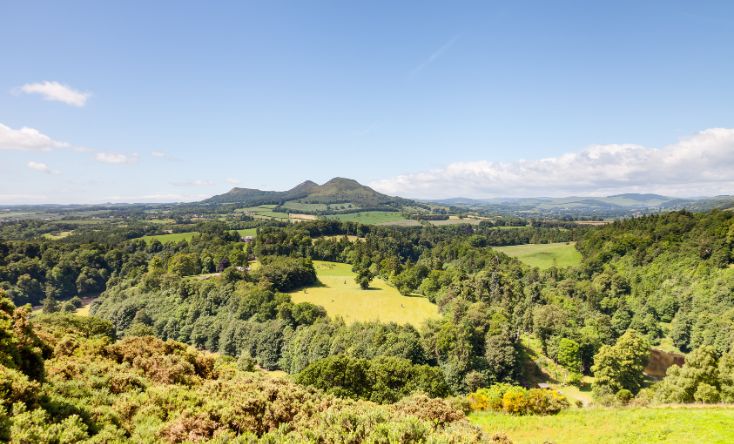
202, 177, 412, 211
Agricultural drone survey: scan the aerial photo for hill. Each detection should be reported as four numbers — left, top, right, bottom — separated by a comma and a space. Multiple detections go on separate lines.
203, 177, 411, 211
432, 193, 734, 218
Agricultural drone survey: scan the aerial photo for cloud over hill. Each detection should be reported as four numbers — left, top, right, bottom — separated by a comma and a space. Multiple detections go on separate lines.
371, 128, 734, 199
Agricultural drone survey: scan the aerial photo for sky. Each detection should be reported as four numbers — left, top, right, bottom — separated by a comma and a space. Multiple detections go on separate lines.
2, 0, 734, 204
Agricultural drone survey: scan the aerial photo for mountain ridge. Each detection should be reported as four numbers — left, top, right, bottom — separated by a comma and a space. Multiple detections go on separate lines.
203, 177, 410, 209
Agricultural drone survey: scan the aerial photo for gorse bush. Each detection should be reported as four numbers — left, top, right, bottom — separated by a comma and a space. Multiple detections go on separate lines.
467, 384, 570, 415
0, 293, 488, 442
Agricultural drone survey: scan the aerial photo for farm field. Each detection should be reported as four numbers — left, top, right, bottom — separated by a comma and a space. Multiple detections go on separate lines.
42, 231, 74, 240
325, 211, 409, 225
290, 260, 440, 328
140, 228, 257, 244
140, 231, 197, 244
237, 205, 290, 220
494, 242, 582, 269
470, 406, 734, 444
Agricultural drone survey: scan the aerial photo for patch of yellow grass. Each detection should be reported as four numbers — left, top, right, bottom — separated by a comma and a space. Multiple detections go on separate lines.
290, 261, 440, 328
470, 406, 734, 444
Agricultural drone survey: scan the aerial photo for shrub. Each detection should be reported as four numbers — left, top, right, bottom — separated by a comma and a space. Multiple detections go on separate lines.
615, 388, 633, 404
525, 388, 570, 415
468, 384, 570, 415
694, 383, 720, 403
501, 386, 529, 414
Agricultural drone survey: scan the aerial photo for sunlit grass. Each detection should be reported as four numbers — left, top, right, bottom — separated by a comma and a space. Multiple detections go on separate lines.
470, 406, 734, 444
494, 242, 582, 269
290, 261, 439, 328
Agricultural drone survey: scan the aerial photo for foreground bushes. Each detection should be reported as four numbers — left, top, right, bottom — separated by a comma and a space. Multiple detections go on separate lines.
468, 384, 570, 415
0, 298, 487, 442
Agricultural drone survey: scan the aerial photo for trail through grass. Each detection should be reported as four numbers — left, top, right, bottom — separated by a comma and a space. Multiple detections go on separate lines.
290, 261, 439, 328
470, 406, 734, 444
494, 242, 582, 269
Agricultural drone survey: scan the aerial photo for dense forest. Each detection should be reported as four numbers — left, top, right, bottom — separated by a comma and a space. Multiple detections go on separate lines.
1, 209, 733, 441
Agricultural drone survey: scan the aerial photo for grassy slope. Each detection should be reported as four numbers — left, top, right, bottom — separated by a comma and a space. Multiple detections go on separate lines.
494, 242, 582, 269
470, 406, 734, 444
290, 260, 440, 328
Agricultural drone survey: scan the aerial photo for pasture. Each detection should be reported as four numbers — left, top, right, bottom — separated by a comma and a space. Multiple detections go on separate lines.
140, 227, 257, 244
494, 242, 582, 269
140, 232, 197, 244
42, 231, 74, 240
325, 211, 409, 225
470, 406, 734, 444
289, 260, 440, 328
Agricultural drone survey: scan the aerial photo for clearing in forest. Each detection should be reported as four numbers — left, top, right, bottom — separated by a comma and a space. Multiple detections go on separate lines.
290, 260, 439, 328
494, 242, 582, 269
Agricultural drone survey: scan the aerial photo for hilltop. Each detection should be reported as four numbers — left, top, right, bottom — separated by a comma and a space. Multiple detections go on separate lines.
203, 177, 412, 211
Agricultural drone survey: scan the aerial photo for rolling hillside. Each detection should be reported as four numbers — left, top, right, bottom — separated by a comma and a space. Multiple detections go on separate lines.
203, 177, 412, 211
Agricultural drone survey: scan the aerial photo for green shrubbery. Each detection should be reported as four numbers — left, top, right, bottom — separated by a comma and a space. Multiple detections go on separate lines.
467, 384, 570, 415
655, 345, 734, 404
0, 292, 488, 442
295, 355, 450, 403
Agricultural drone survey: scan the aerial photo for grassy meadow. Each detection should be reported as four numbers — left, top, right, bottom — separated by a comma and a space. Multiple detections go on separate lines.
325, 211, 410, 225
470, 406, 734, 444
494, 242, 582, 269
140, 228, 257, 244
290, 260, 440, 327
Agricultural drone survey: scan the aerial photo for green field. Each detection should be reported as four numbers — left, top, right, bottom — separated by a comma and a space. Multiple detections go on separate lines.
238, 205, 290, 220
290, 260, 440, 327
42, 231, 74, 240
281, 201, 330, 212
325, 211, 409, 225
470, 406, 734, 444
140, 232, 197, 244
494, 242, 582, 269
140, 228, 257, 244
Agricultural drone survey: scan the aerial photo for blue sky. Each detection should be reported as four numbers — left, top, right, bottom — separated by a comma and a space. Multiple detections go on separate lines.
2, 0, 734, 203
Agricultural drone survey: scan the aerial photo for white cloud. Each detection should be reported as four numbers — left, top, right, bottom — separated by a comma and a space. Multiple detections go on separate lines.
18, 81, 90, 107
27, 161, 58, 174
0, 123, 69, 151
226, 178, 240, 185
171, 179, 215, 187
95, 152, 139, 164
103, 193, 208, 203
370, 128, 734, 198
150, 150, 181, 161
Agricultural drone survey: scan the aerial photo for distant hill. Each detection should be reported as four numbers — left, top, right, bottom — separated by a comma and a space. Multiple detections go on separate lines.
430, 194, 734, 218
203, 177, 412, 210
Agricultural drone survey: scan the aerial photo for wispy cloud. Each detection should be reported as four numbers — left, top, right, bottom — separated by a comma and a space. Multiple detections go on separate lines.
371, 128, 734, 199
102, 193, 209, 203
151, 150, 181, 161
226, 178, 240, 185
95, 152, 139, 164
410, 34, 461, 77
27, 161, 59, 174
171, 179, 215, 187
0, 123, 69, 151
17, 81, 91, 107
